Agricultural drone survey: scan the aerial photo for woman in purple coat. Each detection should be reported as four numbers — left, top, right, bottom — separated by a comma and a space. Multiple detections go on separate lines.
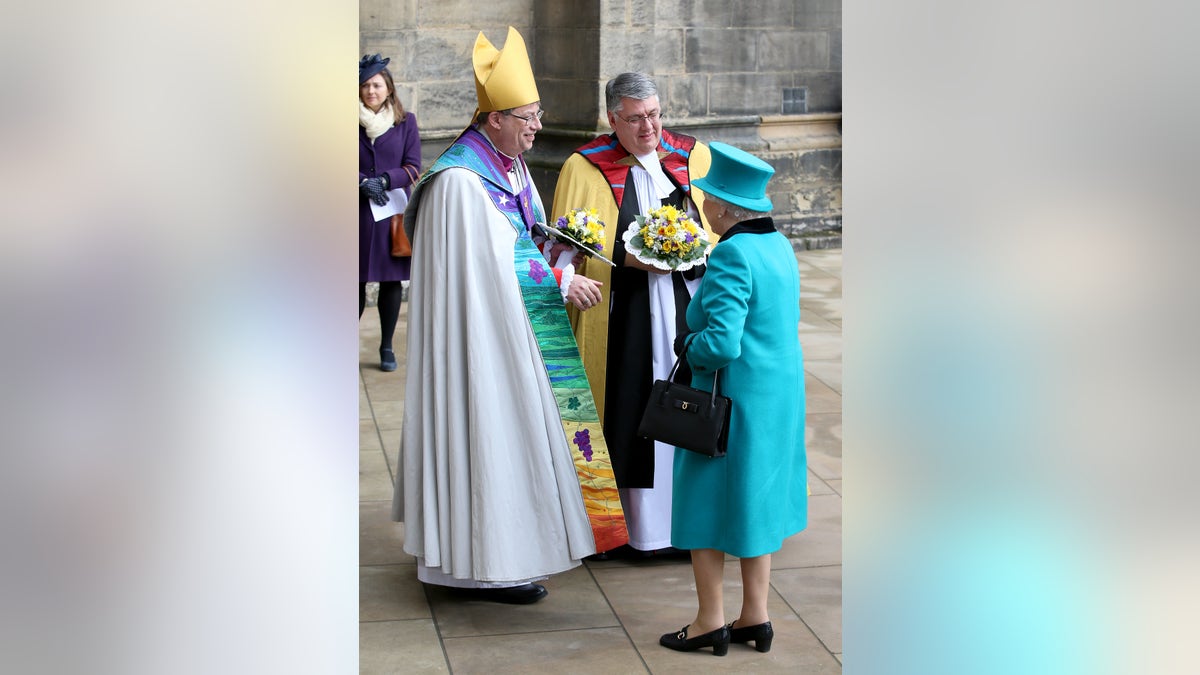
359, 54, 422, 371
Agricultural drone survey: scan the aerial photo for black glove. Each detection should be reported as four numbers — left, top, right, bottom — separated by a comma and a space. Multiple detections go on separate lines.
361, 176, 389, 206
673, 330, 692, 356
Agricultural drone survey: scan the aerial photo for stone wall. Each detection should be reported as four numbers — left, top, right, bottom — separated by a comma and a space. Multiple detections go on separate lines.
361, 0, 841, 246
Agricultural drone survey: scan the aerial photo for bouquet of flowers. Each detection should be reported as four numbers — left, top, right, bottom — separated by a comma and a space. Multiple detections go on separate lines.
554, 207, 606, 257
621, 204, 710, 271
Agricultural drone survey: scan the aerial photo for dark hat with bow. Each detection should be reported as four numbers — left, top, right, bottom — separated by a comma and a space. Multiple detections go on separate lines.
359, 54, 390, 84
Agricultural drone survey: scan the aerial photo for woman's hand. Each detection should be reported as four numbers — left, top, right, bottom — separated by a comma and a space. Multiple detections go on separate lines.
566, 274, 604, 311
361, 176, 390, 206
673, 330, 692, 356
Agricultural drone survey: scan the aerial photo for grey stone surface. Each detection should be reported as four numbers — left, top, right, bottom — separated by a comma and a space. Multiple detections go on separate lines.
732, 0, 796, 28
599, 29, 656, 75
661, 74, 709, 118
407, 31, 475, 80
652, 28, 687, 74
655, 0, 730, 27
538, 78, 603, 128
685, 28, 759, 72
709, 72, 796, 116
416, 0, 533, 27
759, 31, 830, 72
360, 620, 447, 674
599, 0, 628, 28
418, 81, 477, 130
536, 0, 600, 29
797, 72, 843, 113
359, 0, 417, 29
536, 30, 600, 80
796, 0, 842, 28
629, 0, 655, 26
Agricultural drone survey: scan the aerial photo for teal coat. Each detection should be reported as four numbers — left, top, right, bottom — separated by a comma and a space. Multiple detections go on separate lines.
671, 218, 807, 558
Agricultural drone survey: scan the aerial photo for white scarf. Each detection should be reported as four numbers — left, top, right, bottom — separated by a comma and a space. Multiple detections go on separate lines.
359, 102, 395, 143
634, 150, 677, 200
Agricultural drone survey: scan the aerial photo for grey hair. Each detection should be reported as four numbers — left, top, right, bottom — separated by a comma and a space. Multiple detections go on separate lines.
702, 193, 768, 223
605, 72, 658, 113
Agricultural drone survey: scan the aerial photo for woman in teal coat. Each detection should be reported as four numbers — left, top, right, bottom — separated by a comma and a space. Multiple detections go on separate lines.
659, 143, 807, 657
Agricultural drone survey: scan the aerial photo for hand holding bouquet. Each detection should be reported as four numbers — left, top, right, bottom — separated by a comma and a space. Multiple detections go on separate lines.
621, 204, 710, 272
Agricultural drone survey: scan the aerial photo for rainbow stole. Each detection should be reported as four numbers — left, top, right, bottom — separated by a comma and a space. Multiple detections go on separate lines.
420, 129, 629, 552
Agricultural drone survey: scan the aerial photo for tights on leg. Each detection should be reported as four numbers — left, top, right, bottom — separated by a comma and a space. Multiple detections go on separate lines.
359, 283, 367, 319
376, 281, 404, 352
689, 548, 726, 635
735, 554, 772, 628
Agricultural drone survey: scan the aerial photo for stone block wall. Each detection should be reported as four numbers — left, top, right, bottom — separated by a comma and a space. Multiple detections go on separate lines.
360, 0, 841, 246
359, 1, 537, 140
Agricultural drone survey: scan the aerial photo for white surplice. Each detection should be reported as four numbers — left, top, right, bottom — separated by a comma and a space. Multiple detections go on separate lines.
618, 158, 702, 551
392, 158, 596, 586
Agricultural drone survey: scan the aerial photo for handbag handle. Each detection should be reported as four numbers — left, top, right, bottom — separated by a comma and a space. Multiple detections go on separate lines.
667, 335, 722, 407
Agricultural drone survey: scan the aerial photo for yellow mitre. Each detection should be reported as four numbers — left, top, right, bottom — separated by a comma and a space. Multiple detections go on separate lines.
473, 26, 540, 112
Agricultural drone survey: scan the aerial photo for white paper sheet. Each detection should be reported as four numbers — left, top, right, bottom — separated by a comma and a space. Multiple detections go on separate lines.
369, 188, 409, 222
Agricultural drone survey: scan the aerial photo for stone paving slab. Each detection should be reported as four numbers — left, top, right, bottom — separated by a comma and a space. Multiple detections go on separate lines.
360, 501, 410, 567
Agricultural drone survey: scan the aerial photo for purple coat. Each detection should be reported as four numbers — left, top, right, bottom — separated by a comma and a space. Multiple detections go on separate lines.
360, 111, 422, 282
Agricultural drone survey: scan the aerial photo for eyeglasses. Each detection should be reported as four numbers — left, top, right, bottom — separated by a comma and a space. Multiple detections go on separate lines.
617, 110, 662, 125
502, 109, 546, 124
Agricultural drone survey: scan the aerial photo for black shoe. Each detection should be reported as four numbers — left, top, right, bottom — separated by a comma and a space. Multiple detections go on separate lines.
585, 544, 634, 561
380, 348, 397, 372
659, 624, 730, 656
728, 620, 774, 653
651, 546, 692, 560
459, 583, 547, 605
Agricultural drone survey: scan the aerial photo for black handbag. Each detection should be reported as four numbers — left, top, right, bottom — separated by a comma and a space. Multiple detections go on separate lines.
636, 339, 731, 457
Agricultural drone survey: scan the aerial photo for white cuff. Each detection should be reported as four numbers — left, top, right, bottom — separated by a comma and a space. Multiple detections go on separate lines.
558, 263, 575, 303
553, 248, 576, 269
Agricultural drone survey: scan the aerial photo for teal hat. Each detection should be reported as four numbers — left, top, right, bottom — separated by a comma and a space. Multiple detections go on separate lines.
692, 141, 775, 212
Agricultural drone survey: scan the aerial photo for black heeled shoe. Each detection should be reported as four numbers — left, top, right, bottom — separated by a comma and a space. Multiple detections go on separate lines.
728, 620, 773, 653
659, 624, 730, 656
379, 348, 397, 372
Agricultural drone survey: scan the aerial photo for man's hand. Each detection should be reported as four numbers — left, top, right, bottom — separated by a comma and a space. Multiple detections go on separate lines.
566, 274, 604, 311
